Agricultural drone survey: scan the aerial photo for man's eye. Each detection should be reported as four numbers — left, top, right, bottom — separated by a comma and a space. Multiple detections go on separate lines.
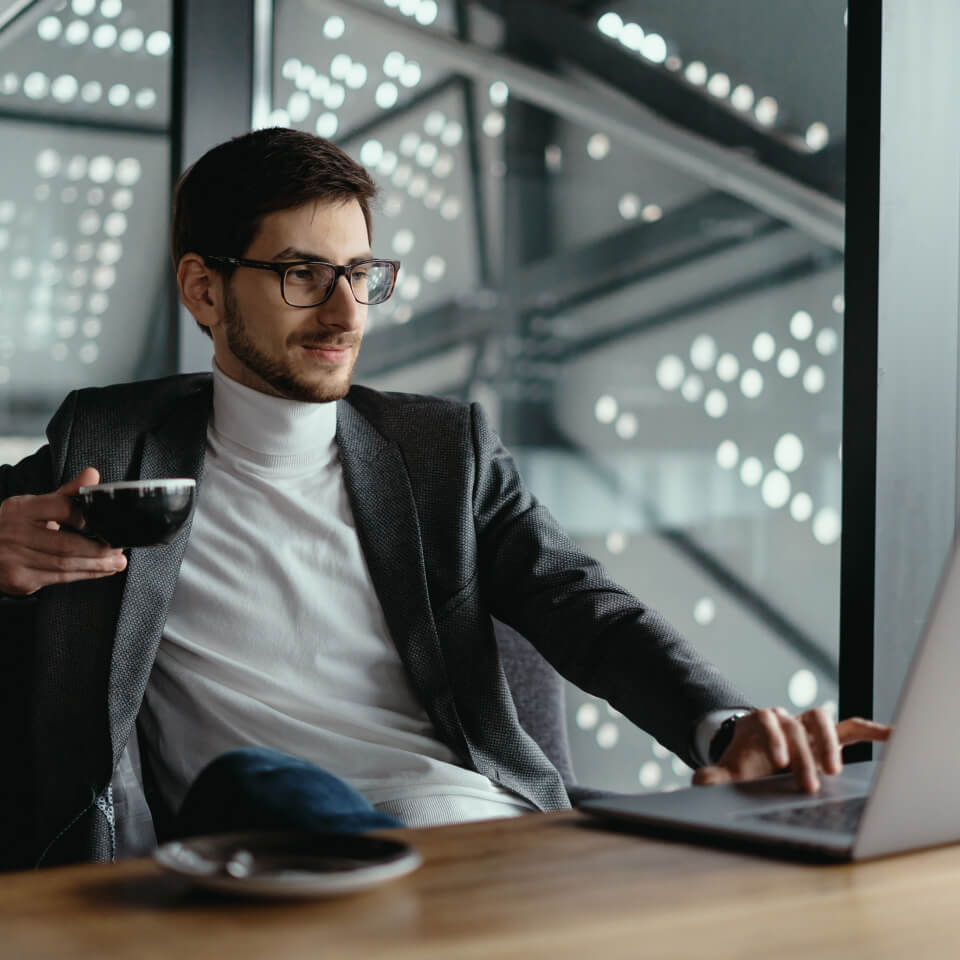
353, 270, 369, 280
289, 268, 314, 281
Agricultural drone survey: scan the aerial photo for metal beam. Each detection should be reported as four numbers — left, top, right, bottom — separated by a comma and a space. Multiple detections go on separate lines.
0, 108, 167, 137
0, 0, 42, 39
357, 191, 833, 378
335, 75, 463, 148
478, 0, 844, 200
547, 247, 839, 364
356, 303, 498, 378
507, 192, 777, 315
316, 0, 844, 250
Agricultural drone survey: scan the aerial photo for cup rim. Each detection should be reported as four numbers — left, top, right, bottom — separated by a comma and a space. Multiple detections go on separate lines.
78, 478, 196, 495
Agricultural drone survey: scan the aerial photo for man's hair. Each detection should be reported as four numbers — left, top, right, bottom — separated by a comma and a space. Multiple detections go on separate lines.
171, 127, 378, 336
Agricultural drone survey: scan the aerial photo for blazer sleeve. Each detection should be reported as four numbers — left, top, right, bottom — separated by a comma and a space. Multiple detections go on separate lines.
0, 389, 78, 502
1, 391, 79, 606
468, 401, 754, 765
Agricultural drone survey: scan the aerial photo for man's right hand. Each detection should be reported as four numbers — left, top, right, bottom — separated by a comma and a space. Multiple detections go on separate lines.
0, 467, 127, 596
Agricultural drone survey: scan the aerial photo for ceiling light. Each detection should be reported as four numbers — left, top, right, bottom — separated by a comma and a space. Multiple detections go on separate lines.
739, 369, 764, 398
740, 457, 763, 487
37, 16, 62, 41
755, 96, 779, 126
681, 375, 704, 403
119, 27, 143, 53
690, 334, 717, 371
777, 348, 800, 378
597, 12, 623, 39
375, 82, 399, 109
620, 22, 643, 51
715, 440, 739, 470
640, 33, 666, 63
399, 62, 422, 88
802, 366, 825, 394
415, 1, 438, 26
35, 148, 60, 177
716, 353, 739, 382
618, 193, 640, 220
383, 51, 405, 78
323, 15, 345, 39
707, 73, 730, 98
615, 412, 638, 439
761, 470, 791, 509
790, 493, 813, 522
587, 133, 611, 159
685, 61, 707, 86
773, 434, 804, 472
704, 389, 728, 418
145, 30, 171, 56
731, 84, 754, 111
752, 332, 775, 362
790, 310, 814, 340
594, 394, 618, 423
315, 112, 338, 137
816, 329, 838, 356
805, 122, 830, 151
655, 354, 684, 391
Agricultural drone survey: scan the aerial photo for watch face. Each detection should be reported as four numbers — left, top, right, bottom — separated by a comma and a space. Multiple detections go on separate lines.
709, 716, 739, 763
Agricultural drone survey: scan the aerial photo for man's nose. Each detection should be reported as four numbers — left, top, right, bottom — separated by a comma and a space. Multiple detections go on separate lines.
322, 274, 364, 330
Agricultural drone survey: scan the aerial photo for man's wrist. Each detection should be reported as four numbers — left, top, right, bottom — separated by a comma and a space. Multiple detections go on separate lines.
694, 709, 752, 766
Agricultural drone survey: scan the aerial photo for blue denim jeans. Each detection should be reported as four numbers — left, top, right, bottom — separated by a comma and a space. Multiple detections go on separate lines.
173, 746, 404, 838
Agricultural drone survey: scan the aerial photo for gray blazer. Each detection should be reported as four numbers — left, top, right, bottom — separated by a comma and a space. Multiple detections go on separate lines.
0, 374, 749, 868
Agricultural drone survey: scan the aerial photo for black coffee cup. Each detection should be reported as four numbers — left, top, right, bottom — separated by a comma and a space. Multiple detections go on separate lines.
75, 479, 196, 548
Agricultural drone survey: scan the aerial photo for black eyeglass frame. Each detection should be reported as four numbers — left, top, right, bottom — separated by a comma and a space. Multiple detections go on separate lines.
202, 255, 401, 307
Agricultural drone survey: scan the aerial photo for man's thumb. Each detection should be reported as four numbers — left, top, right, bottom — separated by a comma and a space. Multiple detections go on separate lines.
57, 467, 101, 496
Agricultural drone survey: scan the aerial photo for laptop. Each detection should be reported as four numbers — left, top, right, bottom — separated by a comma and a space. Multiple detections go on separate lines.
577, 535, 960, 862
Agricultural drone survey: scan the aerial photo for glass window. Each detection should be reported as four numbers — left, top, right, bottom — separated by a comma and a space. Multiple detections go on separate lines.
270, 0, 846, 792
0, 0, 174, 452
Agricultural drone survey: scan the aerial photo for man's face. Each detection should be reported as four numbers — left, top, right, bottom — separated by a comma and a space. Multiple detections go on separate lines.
212, 198, 370, 403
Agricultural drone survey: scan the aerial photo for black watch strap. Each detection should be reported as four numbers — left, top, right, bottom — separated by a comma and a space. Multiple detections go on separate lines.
708, 714, 742, 764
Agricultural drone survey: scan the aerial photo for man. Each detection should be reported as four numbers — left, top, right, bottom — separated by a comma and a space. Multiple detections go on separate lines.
0, 128, 889, 870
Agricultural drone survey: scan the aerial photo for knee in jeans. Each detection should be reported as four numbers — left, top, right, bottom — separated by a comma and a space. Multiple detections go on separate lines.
201, 746, 299, 782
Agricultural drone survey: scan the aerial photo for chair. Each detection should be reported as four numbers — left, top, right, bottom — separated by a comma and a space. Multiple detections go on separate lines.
493, 618, 615, 805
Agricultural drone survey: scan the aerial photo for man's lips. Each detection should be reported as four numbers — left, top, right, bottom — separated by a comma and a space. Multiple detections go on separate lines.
298, 342, 355, 362
299, 341, 355, 352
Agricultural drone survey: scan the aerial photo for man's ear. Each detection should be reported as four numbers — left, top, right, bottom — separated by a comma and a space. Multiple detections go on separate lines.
177, 254, 222, 333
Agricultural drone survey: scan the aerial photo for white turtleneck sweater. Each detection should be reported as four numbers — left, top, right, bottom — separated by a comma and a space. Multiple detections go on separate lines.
139, 364, 537, 827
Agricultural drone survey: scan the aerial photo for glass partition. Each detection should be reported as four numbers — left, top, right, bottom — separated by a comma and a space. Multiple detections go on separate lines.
266, 0, 848, 792
270, 0, 846, 790
0, 0, 174, 455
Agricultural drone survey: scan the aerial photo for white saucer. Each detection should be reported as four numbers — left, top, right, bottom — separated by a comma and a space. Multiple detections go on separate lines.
153, 830, 422, 899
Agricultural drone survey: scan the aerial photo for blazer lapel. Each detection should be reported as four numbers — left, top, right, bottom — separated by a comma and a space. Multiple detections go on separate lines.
336, 398, 465, 754
106, 384, 211, 768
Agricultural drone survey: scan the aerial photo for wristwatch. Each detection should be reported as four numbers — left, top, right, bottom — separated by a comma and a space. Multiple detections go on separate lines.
708, 714, 743, 764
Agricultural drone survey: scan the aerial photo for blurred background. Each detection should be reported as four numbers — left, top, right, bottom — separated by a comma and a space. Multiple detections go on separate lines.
0, 0, 848, 792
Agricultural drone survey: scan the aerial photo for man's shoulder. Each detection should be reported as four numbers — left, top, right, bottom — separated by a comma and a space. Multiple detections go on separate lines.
345, 383, 471, 427
71, 373, 212, 423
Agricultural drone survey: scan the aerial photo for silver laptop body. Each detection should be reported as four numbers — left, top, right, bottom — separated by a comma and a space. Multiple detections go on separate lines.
578, 536, 960, 862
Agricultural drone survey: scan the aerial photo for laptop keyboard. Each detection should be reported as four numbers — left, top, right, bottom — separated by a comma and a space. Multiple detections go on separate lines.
745, 796, 867, 833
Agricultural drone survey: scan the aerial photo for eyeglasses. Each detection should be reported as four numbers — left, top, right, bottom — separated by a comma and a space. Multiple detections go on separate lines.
203, 256, 400, 307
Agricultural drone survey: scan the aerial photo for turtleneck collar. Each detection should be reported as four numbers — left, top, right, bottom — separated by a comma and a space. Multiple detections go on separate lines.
210, 361, 337, 459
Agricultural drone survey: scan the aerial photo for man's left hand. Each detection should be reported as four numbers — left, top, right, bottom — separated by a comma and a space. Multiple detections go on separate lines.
691, 707, 893, 793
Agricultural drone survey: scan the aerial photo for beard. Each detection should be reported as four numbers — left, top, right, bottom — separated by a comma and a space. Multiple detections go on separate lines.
221, 281, 360, 403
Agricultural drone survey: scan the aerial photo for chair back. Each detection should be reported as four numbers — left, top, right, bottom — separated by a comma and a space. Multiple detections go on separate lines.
492, 618, 576, 788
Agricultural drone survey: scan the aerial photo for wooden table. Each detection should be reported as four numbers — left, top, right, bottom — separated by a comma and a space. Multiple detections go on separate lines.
4, 809, 960, 959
